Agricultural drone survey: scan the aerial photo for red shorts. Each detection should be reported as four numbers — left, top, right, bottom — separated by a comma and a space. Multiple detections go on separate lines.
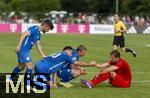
109, 74, 131, 88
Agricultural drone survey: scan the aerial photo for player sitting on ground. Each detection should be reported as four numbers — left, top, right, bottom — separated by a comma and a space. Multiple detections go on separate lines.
34, 46, 96, 88
56, 45, 89, 88
81, 50, 132, 88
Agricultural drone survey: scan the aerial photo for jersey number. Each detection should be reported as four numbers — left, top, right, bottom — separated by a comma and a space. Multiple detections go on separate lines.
51, 53, 61, 58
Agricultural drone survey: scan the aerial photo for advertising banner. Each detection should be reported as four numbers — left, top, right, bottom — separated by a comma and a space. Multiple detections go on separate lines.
90, 24, 114, 34
57, 24, 89, 34
0, 24, 21, 33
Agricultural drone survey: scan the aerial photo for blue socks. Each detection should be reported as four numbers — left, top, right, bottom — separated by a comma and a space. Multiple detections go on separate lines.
10, 66, 22, 80
25, 68, 32, 86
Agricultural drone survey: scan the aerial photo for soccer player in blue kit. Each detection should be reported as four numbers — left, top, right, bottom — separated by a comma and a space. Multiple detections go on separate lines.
57, 45, 88, 88
7, 19, 54, 88
34, 46, 96, 88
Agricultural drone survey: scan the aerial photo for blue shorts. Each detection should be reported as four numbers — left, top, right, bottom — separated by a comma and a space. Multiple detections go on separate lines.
34, 60, 51, 81
34, 60, 49, 73
34, 59, 65, 81
17, 51, 32, 63
57, 67, 74, 82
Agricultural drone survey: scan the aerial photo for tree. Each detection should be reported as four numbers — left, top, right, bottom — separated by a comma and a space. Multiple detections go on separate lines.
24, 0, 61, 12
120, 0, 150, 15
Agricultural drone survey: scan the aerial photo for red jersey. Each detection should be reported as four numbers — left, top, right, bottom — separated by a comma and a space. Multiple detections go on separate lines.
109, 58, 132, 84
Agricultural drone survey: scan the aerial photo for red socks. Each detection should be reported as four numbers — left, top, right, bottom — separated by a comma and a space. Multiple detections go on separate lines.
89, 73, 111, 86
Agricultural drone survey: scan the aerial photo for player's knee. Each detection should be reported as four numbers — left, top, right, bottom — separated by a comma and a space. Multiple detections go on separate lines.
25, 62, 34, 69
72, 69, 82, 77
113, 45, 117, 50
80, 70, 87, 75
110, 72, 116, 79
18, 63, 25, 70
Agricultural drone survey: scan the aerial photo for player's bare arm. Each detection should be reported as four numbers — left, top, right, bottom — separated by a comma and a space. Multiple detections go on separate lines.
95, 63, 110, 68
15, 32, 29, 53
71, 64, 87, 75
35, 41, 46, 58
100, 65, 118, 74
52, 73, 58, 88
73, 60, 96, 67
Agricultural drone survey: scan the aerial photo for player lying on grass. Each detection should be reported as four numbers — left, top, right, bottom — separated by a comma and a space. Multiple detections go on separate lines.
34, 46, 96, 88
113, 14, 136, 57
81, 50, 132, 88
54, 45, 88, 88
7, 19, 54, 88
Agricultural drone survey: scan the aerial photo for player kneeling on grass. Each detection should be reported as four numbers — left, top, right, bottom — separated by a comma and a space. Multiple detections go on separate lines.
56, 45, 88, 88
34, 46, 96, 88
81, 50, 132, 88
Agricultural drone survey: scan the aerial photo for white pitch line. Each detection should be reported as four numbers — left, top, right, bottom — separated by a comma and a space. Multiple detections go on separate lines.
145, 44, 150, 47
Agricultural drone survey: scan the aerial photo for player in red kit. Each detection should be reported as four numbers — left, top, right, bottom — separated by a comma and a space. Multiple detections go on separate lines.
81, 50, 132, 88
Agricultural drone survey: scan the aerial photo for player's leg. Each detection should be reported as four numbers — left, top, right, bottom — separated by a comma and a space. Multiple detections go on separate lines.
81, 71, 111, 88
57, 68, 75, 88
72, 68, 86, 77
119, 36, 136, 57
19, 52, 33, 88
7, 52, 27, 81
24, 61, 34, 88
89, 72, 110, 86
8, 63, 25, 81
112, 36, 119, 50
109, 72, 130, 88
48, 73, 58, 89
34, 60, 51, 89
58, 67, 86, 88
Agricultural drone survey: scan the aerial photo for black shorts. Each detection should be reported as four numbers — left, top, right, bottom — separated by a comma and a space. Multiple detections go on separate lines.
113, 36, 125, 48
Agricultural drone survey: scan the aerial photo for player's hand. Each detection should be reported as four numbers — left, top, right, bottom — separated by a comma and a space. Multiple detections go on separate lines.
15, 45, 21, 53
42, 55, 47, 58
81, 69, 87, 75
51, 84, 57, 89
90, 60, 96, 66
99, 70, 107, 74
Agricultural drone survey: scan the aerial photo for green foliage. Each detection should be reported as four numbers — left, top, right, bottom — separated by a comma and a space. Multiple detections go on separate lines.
120, 0, 150, 15
0, 0, 61, 12
24, 0, 61, 12
0, 0, 149, 15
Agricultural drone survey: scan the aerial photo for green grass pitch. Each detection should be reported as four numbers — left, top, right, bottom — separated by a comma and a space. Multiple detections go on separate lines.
0, 33, 150, 98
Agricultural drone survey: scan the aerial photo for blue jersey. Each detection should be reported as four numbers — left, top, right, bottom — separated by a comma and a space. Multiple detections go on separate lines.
57, 49, 79, 81
42, 52, 75, 73
20, 25, 41, 52
62, 49, 79, 69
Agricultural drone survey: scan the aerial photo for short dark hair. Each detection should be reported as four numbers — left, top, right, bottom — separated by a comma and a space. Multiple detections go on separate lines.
63, 46, 73, 51
77, 45, 87, 52
110, 50, 120, 58
42, 19, 54, 30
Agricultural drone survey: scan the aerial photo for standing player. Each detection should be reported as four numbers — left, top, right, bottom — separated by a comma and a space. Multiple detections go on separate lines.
57, 45, 88, 88
7, 19, 54, 88
113, 14, 136, 57
34, 46, 96, 88
81, 50, 132, 88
